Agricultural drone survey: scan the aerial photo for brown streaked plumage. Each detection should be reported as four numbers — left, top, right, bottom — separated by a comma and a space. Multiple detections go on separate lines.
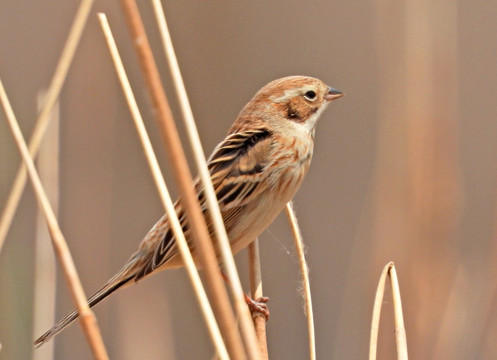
34, 75, 343, 347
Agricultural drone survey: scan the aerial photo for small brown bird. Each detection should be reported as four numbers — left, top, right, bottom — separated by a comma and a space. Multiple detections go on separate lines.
34, 75, 343, 346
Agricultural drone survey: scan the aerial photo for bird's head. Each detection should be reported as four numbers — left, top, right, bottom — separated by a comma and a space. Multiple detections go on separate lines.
234, 75, 343, 136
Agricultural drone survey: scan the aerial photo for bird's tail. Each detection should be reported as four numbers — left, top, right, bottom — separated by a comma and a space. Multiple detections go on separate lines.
34, 259, 139, 348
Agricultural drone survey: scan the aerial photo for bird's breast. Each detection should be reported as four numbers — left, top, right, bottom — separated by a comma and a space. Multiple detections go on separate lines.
262, 135, 312, 206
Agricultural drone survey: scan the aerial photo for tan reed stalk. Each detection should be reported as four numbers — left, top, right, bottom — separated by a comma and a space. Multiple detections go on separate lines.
369, 262, 408, 360
389, 265, 408, 359
149, 2, 260, 357
285, 202, 316, 360
0, 79, 108, 360
32, 94, 59, 360
97, 13, 229, 359
118, 1, 248, 358
248, 240, 269, 360
369, 262, 389, 360
0, 0, 95, 255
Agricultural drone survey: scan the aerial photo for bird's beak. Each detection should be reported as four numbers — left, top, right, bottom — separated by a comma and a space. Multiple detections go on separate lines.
324, 86, 344, 101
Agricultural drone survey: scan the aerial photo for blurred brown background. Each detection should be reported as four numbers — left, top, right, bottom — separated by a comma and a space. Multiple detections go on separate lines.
1, 1, 496, 359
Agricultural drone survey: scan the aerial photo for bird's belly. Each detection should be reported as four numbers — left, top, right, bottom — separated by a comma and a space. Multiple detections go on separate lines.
227, 173, 305, 255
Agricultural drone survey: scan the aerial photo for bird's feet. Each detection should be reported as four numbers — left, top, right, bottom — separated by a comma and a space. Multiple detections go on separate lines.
244, 294, 270, 321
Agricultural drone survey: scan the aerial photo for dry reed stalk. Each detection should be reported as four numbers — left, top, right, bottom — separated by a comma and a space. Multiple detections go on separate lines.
97, 13, 229, 359
149, 2, 260, 357
285, 202, 316, 360
248, 240, 268, 360
0, 0, 95, 254
0, 79, 108, 360
369, 262, 408, 360
118, 1, 247, 358
32, 94, 59, 360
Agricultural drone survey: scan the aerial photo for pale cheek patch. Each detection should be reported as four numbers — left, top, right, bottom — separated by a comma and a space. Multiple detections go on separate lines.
294, 102, 329, 134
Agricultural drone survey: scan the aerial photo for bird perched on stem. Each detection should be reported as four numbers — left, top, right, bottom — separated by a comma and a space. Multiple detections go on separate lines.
34, 75, 343, 346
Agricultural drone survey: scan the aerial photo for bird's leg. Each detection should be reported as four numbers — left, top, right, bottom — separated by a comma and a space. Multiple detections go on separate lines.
220, 271, 270, 321
243, 293, 270, 321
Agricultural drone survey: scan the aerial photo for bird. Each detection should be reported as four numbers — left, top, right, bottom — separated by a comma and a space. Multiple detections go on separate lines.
34, 75, 343, 347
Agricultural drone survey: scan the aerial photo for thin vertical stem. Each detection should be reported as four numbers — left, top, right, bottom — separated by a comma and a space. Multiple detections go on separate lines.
0, 79, 108, 360
0, 0, 95, 254
32, 94, 59, 360
285, 202, 316, 360
389, 265, 408, 360
248, 240, 268, 360
369, 263, 390, 360
369, 262, 408, 360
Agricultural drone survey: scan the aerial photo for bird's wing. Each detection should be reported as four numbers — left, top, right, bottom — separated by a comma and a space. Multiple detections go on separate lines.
207, 128, 273, 209
136, 128, 274, 277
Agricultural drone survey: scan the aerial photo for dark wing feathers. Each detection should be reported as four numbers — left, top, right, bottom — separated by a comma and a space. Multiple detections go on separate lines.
208, 129, 272, 173
209, 128, 272, 207
141, 128, 273, 276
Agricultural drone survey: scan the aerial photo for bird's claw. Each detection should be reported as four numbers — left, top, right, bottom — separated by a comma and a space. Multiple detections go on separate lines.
245, 295, 270, 321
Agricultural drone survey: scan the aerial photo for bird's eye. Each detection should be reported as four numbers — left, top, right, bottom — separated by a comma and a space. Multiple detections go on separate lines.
304, 90, 317, 101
